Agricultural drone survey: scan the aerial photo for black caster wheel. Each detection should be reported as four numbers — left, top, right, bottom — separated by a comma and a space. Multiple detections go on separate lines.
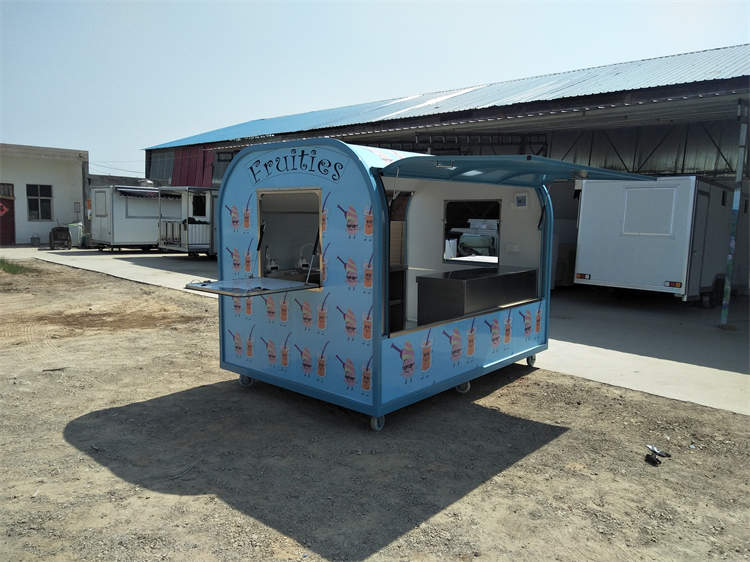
526, 355, 536, 367
455, 381, 471, 394
369, 416, 385, 431
238, 375, 255, 388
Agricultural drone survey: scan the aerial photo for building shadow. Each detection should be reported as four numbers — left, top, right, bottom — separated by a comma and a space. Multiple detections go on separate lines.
40, 248, 218, 279
64, 365, 563, 560
550, 285, 749, 374
115, 254, 217, 278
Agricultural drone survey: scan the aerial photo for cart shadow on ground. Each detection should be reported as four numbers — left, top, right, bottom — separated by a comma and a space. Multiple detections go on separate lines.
63, 364, 565, 560
550, 285, 749, 374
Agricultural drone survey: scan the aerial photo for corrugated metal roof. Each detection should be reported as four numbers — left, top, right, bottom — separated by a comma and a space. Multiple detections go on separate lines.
148, 44, 750, 150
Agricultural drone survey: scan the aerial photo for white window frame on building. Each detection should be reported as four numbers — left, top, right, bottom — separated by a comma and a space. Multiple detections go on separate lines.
27, 184, 53, 221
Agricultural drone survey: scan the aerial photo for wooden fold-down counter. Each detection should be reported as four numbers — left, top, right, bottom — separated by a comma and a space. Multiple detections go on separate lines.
416, 265, 538, 325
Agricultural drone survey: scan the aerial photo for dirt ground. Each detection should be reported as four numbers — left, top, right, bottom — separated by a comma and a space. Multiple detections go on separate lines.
1, 260, 748, 561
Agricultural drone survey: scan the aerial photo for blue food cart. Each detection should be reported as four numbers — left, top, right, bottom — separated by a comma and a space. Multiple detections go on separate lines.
188, 139, 642, 430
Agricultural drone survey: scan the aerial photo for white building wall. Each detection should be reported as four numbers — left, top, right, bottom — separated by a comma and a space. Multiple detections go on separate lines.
0, 144, 88, 244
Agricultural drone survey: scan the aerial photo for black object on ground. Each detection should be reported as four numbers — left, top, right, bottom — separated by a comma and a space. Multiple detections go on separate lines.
645, 453, 662, 466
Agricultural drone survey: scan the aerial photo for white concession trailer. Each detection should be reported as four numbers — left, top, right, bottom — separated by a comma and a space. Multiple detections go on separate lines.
89, 186, 180, 251
574, 176, 749, 304
158, 186, 219, 256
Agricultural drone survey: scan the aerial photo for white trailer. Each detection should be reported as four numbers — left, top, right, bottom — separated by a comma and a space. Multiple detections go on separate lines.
574, 176, 748, 304
158, 186, 219, 256
89, 186, 179, 251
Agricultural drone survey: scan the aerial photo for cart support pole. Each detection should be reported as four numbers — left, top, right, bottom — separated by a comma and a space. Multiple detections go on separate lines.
719, 99, 748, 327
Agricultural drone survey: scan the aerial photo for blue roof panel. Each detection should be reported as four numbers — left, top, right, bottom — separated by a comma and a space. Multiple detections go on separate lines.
148, 44, 750, 150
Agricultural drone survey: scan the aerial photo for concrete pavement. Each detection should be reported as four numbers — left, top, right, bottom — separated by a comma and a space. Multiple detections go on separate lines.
2, 246, 218, 296
2, 246, 748, 415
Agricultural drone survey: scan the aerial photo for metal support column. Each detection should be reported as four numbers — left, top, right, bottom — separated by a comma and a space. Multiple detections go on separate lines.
719, 99, 748, 327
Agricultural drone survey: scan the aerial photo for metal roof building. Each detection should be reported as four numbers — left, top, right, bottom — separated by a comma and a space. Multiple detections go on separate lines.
145, 44, 750, 186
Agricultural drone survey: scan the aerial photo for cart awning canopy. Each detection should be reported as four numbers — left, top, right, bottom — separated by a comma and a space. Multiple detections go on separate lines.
380, 154, 648, 188
114, 186, 160, 198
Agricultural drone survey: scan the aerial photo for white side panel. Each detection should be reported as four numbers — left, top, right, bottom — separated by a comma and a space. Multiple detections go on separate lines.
111, 193, 159, 245
575, 177, 695, 295
687, 191, 709, 297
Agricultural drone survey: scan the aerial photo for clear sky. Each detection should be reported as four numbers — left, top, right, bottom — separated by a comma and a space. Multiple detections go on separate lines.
1, 0, 748, 177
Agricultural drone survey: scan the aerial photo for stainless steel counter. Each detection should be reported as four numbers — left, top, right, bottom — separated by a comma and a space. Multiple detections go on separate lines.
416, 266, 537, 325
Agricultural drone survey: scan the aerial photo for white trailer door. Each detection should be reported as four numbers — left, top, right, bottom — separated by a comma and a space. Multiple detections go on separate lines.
91, 189, 111, 243
575, 177, 695, 295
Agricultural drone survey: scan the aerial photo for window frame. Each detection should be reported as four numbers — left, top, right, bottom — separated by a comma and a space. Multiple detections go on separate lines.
191, 193, 207, 217
26, 184, 53, 221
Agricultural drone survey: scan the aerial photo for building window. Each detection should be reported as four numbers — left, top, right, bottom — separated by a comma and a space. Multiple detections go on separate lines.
27, 184, 53, 221
0, 183, 13, 198
212, 151, 238, 187
147, 150, 174, 183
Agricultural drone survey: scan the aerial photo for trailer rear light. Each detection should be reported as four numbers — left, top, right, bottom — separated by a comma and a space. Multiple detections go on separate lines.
664, 281, 683, 288
576, 273, 591, 280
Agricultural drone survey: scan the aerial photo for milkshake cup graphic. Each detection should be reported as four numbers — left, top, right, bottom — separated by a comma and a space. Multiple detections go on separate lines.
226, 247, 240, 272
225, 205, 239, 230
535, 303, 542, 333
363, 254, 373, 289
317, 293, 329, 330
281, 333, 291, 367
364, 205, 373, 236
295, 299, 313, 328
443, 329, 462, 362
391, 341, 415, 379
243, 194, 253, 230
318, 341, 330, 377
522, 310, 533, 338
336, 355, 356, 387
246, 325, 255, 357
362, 306, 373, 341
504, 311, 512, 344
260, 294, 275, 320
280, 293, 288, 322
244, 238, 255, 273
245, 296, 253, 315
321, 193, 331, 233
228, 329, 242, 356
467, 319, 476, 356
362, 356, 373, 390
232, 296, 242, 314
337, 306, 357, 338
260, 337, 276, 364
421, 328, 432, 371
337, 256, 358, 287
337, 204, 358, 236
485, 318, 500, 349
295, 345, 313, 375
320, 243, 331, 283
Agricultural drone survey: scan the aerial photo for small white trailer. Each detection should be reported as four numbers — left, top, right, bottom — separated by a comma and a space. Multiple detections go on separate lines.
574, 176, 748, 304
89, 186, 180, 251
158, 186, 219, 256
